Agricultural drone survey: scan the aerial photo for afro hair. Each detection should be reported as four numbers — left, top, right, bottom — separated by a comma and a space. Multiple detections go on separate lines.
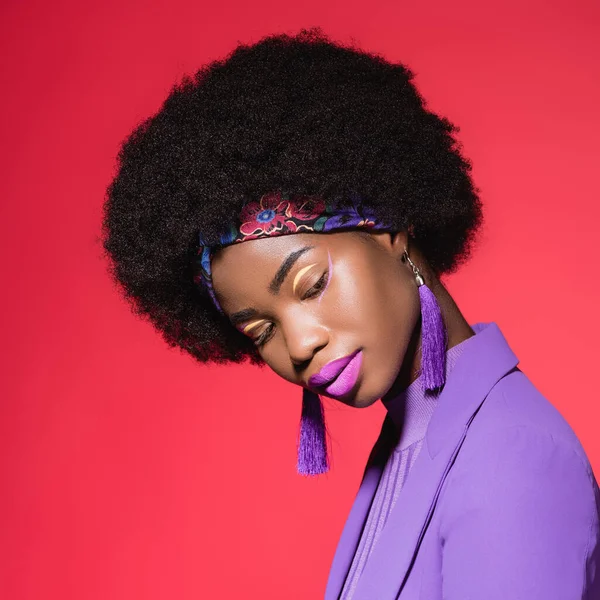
101, 27, 483, 366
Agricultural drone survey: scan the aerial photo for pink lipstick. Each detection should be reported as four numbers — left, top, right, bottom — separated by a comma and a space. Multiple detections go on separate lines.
309, 350, 363, 398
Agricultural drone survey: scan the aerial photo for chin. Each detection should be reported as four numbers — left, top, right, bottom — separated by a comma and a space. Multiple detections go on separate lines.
349, 395, 381, 409
327, 380, 381, 409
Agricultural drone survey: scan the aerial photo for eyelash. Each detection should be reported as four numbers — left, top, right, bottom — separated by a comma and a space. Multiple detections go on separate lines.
254, 323, 275, 347
252, 270, 329, 347
301, 270, 328, 300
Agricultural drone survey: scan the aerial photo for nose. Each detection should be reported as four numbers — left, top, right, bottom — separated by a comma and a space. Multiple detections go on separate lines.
281, 310, 329, 369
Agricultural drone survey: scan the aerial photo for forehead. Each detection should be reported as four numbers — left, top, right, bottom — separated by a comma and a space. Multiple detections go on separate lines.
209, 233, 320, 311
212, 233, 324, 284
210, 231, 367, 304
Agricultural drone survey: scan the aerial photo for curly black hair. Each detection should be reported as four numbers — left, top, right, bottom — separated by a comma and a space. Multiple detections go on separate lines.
101, 27, 483, 367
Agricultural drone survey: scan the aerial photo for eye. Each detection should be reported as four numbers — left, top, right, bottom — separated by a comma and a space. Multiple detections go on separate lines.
253, 323, 275, 347
301, 270, 328, 300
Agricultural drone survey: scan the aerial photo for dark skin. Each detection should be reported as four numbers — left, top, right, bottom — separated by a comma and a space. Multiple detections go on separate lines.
211, 230, 474, 408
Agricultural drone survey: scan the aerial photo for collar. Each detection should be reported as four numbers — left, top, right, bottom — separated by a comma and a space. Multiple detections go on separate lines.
381, 333, 475, 450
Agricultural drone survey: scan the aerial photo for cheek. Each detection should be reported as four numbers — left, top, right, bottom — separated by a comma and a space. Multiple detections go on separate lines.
347, 258, 420, 389
262, 355, 287, 381
331, 254, 416, 333
257, 342, 297, 384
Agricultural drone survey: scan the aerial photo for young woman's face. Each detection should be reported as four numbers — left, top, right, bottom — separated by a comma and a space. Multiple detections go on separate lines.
210, 230, 421, 408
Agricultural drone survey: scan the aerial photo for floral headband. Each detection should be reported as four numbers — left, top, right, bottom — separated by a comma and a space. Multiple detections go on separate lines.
194, 191, 392, 312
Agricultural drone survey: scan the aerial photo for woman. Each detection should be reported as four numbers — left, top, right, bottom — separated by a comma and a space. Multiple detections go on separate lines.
102, 29, 600, 598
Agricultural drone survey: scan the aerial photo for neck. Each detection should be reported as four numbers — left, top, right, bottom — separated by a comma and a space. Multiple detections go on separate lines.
382, 277, 474, 402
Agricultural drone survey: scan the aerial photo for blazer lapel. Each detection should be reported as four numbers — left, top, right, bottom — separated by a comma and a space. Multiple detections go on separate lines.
328, 322, 520, 600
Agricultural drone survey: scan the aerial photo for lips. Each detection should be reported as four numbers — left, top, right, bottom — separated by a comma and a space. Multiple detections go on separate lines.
307, 349, 364, 398
308, 350, 361, 387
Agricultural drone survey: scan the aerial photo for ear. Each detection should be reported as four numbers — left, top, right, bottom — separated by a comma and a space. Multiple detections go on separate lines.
366, 230, 409, 259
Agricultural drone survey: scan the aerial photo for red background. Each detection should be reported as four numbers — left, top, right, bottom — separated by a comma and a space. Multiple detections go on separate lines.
1, 0, 599, 598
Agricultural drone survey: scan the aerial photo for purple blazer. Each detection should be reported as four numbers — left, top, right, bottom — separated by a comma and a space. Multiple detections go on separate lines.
325, 322, 600, 599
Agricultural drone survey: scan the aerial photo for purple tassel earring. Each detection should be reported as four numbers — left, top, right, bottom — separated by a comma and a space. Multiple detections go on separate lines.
403, 252, 447, 391
297, 388, 329, 476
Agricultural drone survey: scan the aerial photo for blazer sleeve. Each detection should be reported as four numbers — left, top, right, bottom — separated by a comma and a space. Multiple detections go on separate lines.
439, 423, 600, 600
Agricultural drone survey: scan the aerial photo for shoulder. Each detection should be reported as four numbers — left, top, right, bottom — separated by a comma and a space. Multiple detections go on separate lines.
435, 370, 600, 598
438, 367, 600, 543
465, 368, 594, 475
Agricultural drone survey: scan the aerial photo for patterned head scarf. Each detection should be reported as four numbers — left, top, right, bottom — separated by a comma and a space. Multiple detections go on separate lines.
194, 191, 392, 311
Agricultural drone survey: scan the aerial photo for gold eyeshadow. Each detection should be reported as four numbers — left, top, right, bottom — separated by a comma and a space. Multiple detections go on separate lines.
241, 320, 265, 334
240, 260, 324, 336
292, 262, 318, 294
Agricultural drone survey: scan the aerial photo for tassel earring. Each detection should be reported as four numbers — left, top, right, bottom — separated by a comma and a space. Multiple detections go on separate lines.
297, 388, 329, 476
403, 251, 447, 391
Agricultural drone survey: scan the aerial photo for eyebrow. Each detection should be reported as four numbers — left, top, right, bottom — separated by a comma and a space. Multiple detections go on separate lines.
269, 245, 314, 294
229, 245, 315, 326
230, 307, 260, 327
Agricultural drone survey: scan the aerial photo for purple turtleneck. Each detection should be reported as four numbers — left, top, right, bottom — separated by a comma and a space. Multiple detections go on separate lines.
339, 335, 475, 599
